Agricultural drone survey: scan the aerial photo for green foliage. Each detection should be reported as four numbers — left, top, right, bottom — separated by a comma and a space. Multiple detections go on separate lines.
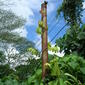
0, 64, 14, 79
0, 57, 41, 84
15, 65, 29, 81
0, 9, 25, 31
58, 54, 85, 84
56, 24, 85, 57
0, 1, 85, 85
27, 47, 39, 56
56, 0, 85, 58
0, 54, 85, 85
39, 21, 44, 28
0, 76, 22, 85
15, 58, 41, 81
48, 42, 59, 52
0, 1, 34, 54
27, 54, 85, 85
0, 51, 5, 63
57, 0, 84, 25
27, 69, 42, 85
36, 21, 48, 35
45, 58, 60, 77
36, 26, 42, 35
0, 10, 34, 52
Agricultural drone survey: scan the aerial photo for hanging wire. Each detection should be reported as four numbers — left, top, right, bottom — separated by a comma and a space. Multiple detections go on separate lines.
42, 23, 68, 53
36, 16, 63, 48
49, 23, 68, 42
37, 23, 68, 53
35, 14, 63, 46
35, 15, 59, 46
48, 16, 62, 34
47, 15, 56, 26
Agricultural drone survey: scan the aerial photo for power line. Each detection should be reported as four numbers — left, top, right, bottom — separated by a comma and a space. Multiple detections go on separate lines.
35, 0, 66, 71
47, 16, 56, 26
43, 23, 68, 52
49, 23, 68, 42
36, 21, 70, 80
35, 15, 62, 47
37, 23, 68, 53
35, 20, 67, 72
48, 16, 61, 34
35, 16, 58, 46
36, 17, 64, 47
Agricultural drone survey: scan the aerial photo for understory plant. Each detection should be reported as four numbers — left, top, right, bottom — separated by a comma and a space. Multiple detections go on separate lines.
0, 54, 85, 85
27, 54, 85, 85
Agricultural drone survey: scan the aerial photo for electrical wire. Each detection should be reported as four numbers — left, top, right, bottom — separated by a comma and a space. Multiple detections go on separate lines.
37, 23, 68, 53
35, 16, 59, 46
47, 15, 56, 26
36, 16, 63, 48
35, 15, 62, 47
49, 23, 68, 43
48, 16, 61, 34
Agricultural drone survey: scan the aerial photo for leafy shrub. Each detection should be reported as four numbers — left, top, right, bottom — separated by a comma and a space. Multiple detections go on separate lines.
27, 54, 85, 85
58, 54, 85, 84
0, 64, 14, 79
56, 24, 85, 58
0, 54, 85, 85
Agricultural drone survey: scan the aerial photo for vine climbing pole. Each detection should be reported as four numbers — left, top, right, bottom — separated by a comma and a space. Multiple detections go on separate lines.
40, 1, 48, 80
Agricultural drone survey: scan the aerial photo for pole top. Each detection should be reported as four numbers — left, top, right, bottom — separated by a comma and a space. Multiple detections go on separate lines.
44, 1, 48, 5
41, 1, 48, 5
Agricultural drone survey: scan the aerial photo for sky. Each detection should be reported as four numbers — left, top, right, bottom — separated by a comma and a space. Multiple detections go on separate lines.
1, 0, 85, 50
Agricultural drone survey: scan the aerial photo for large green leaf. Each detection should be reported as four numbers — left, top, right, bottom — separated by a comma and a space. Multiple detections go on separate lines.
68, 62, 78, 70
77, 32, 85, 40
80, 67, 85, 74
64, 73, 78, 83
50, 58, 60, 77
0, 79, 3, 85
59, 78, 65, 85
57, 0, 83, 25
36, 27, 42, 35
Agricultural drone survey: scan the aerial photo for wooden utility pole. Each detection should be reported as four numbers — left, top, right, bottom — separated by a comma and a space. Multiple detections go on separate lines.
40, 1, 48, 80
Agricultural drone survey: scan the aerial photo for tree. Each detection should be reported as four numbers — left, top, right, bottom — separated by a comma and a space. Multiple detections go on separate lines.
56, 24, 85, 57
0, 0, 34, 53
0, 51, 5, 64
0, 0, 35, 68
57, 0, 84, 26
0, 9, 34, 52
56, 0, 85, 58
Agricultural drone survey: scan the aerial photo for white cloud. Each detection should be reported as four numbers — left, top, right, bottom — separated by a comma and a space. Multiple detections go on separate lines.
5, 45, 19, 56
12, 27, 28, 38
83, 2, 85, 9
1, 0, 56, 45
1, 0, 55, 25
48, 43, 64, 57
1, 0, 34, 25
48, 50, 65, 57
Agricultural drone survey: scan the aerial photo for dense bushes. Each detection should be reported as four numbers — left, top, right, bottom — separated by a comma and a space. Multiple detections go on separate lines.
27, 54, 85, 85
56, 24, 85, 58
0, 54, 85, 85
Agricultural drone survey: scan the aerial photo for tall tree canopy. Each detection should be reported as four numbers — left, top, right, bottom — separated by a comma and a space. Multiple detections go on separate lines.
0, 0, 35, 67
0, 2, 34, 53
57, 0, 84, 26
56, 0, 85, 58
